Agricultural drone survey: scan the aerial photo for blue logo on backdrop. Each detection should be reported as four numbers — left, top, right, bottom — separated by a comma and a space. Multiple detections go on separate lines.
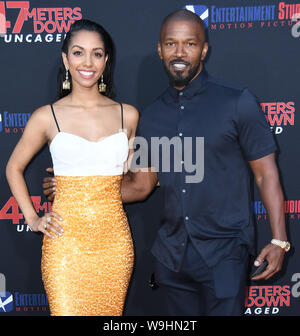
184, 5, 209, 27
0, 110, 31, 134
184, 3, 297, 31
0, 292, 14, 313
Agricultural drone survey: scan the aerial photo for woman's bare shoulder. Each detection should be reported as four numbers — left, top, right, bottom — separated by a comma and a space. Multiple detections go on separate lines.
21, 105, 54, 140
122, 103, 139, 122
29, 104, 52, 123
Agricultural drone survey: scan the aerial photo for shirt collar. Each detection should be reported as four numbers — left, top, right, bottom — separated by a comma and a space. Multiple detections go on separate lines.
167, 67, 208, 100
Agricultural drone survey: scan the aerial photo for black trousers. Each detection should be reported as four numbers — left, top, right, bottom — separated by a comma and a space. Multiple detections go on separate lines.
154, 238, 249, 316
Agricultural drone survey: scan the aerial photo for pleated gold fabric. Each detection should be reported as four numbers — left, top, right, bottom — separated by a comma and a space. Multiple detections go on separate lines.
41, 175, 134, 316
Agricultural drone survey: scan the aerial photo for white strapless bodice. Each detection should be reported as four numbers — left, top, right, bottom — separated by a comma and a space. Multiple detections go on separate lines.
49, 131, 129, 176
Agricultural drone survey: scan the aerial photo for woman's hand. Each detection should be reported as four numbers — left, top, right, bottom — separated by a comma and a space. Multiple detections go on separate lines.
30, 211, 63, 239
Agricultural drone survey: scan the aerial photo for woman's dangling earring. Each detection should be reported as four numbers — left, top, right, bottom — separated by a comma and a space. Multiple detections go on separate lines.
63, 69, 71, 90
98, 74, 106, 93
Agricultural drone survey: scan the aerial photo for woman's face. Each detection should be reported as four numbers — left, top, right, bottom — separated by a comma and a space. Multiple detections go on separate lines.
62, 30, 108, 90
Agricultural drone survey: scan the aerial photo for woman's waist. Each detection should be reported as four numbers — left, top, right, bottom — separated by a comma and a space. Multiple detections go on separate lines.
53, 174, 123, 199
46, 202, 129, 240
54, 174, 123, 183
52, 196, 123, 212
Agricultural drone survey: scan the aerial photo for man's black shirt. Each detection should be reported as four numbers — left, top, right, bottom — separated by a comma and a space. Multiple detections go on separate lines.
137, 68, 277, 271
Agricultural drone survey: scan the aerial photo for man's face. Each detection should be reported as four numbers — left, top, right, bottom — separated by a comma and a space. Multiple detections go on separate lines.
158, 20, 208, 89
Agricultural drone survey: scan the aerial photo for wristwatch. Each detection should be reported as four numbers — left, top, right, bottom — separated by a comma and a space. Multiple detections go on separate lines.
271, 239, 291, 252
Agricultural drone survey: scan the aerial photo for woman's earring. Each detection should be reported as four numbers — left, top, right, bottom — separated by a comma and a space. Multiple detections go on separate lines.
63, 69, 71, 90
98, 75, 106, 93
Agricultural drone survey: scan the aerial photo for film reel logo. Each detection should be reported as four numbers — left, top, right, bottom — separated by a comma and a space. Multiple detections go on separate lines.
0, 274, 13, 313
184, 4, 209, 28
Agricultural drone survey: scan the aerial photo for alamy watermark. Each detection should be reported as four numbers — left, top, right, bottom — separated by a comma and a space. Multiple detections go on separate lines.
129, 136, 204, 184
0, 273, 6, 295
291, 13, 300, 38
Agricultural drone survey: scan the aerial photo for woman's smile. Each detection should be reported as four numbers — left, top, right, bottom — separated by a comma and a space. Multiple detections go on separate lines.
77, 69, 96, 79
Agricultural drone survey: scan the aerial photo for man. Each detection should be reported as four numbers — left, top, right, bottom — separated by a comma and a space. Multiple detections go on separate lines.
44, 10, 289, 316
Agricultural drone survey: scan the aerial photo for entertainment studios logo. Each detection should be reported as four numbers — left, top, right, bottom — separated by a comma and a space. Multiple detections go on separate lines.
0, 274, 48, 313
0, 292, 49, 313
0, 1, 82, 43
253, 199, 300, 221
184, 2, 300, 32
0, 292, 13, 313
0, 110, 31, 134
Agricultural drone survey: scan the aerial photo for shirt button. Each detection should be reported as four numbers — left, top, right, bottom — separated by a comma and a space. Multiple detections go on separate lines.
180, 105, 185, 110
182, 189, 186, 193
179, 92, 183, 96
179, 133, 183, 137
181, 242, 185, 246
185, 216, 189, 220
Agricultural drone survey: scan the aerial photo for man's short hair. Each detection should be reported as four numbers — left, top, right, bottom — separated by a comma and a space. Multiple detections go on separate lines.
160, 9, 205, 39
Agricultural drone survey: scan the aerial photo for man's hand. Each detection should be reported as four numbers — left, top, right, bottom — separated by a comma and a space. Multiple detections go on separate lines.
121, 169, 158, 203
43, 167, 55, 202
251, 243, 285, 281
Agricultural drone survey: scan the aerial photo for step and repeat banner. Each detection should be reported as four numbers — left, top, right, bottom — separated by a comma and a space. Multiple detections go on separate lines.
0, 0, 299, 316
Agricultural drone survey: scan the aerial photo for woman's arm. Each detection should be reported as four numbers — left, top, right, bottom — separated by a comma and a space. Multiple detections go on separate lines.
6, 105, 62, 238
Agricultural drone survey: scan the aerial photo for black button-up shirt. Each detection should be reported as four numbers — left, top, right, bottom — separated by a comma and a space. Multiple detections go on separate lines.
136, 68, 277, 271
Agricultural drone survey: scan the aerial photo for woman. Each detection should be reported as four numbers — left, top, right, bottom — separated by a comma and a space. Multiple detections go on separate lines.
6, 19, 139, 316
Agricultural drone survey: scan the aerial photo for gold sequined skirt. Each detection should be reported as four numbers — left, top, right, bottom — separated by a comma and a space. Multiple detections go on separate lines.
41, 175, 134, 316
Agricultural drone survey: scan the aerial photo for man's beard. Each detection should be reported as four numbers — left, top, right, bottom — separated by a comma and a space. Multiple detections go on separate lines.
163, 59, 201, 88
